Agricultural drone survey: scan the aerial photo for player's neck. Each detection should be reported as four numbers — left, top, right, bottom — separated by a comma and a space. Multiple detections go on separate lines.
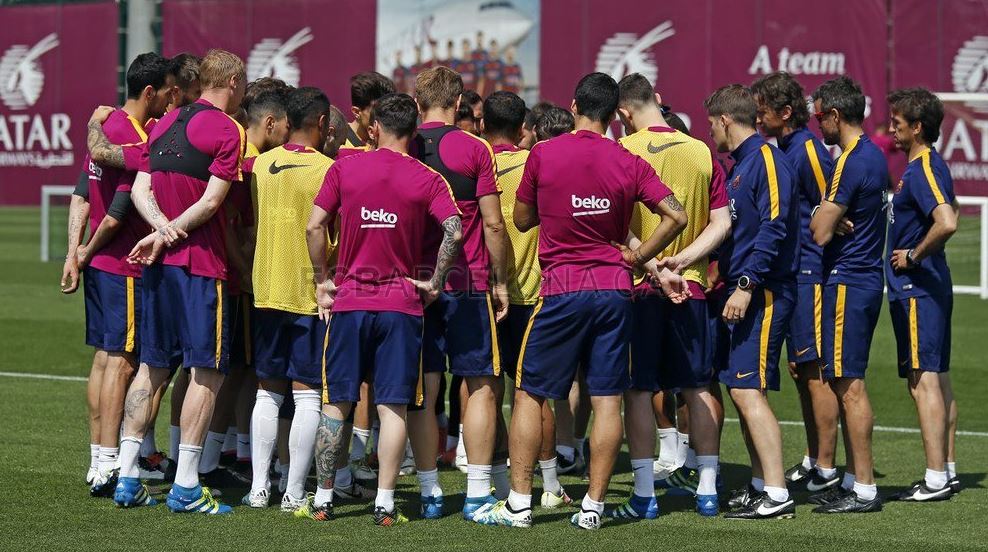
630, 108, 667, 132
779, 125, 797, 138
200, 89, 230, 114
726, 126, 757, 153
838, 125, 864, 150
573, 115, 607, 135
908, 141, 930, 162
377, 134, 411, 155
484, 134, 517, 147
121, 99, 149, 125
246, 127, 267, 152
349, 120, 368, 142
421, 108, 456, 126
288, 128, 322, 150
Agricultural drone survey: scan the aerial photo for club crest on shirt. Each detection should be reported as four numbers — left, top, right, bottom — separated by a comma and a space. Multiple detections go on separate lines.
731, 174, 741, 190
894, 179, 904, 194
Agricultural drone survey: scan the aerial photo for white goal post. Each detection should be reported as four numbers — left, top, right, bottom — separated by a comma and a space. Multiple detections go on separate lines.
37, 186, 988, 299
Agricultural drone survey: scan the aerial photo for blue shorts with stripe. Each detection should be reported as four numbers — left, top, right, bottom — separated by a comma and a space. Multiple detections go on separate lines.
707, 287, 730, 374
229, 293, 253, 368
498, 303, 536, 380
83, 267, 140, 354
421, 291, 501, 377
252, 308, 325, 387
631, 293, 710, 391
322, 310, 423, 406
889, 293, 952, 378
140, 264, 230, 373
821, 283, 882, 380
516, 290, 632, 400
719, 285, 795, 391
786, 282, 822, 365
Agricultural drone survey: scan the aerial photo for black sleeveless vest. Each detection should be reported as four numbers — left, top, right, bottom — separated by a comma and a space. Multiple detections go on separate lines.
345, 125, 365, 147
413, 125, 477, 201
148, 102, 219, 182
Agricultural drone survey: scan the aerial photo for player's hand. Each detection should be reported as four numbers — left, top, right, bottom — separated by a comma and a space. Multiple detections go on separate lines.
787, 361, 799, 380
156, 223, 187, 247
128, 232, 165, 265
89, 105, 114, 125
654, 268, 691, 304
890, 249, 913, 271
406, 277, 441, 307
835, 216, 854, 237
76, 244, 91, 269
610, 241, 645, 268
722, 288, 752, 324
315, 280, 336, 321
491, 282, 509, 323
60, 257, 80, 294
655, 253, 691, 274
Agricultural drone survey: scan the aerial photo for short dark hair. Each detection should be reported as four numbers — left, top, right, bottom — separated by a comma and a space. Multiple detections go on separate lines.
750, 72, 810, 128
704, 84, 757, 128
574, 72, 619, 124
483, 91, 526, 138
244, 77, 292, 113
462, 89, 482, 107
663, 109, 691, 136
888, 87, 944, 144
126, 52, 170, 99
415, 66, 463, 111
812, 76, 866, 125
168, 53, 201, 91
526, 101, 554, 129
285, 86, 331, 130
455, 101, 475, 124
535, 106, 575, 142
247, 90, 288, 127
617, 73, 658, 109
371, 93, 419, 139
350, 72, 396, 110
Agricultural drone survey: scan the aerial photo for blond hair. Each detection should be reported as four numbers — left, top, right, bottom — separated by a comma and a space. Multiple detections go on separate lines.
198, 49, 245, 90
415, 66, 463, 111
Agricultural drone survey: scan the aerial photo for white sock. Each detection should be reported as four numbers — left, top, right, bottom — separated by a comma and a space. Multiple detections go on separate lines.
802, 455, 814, 471
336, 465, 353, 489
657, 428, 678, 465
89, 443, 100, 471
287, 390, 321, 499
169, 425, 181, 459
556, 445, 575, 463
764, 485, 789, 502
676, 432, 689, 467
98, 446, 119, 476
375, 488, 395, 512
685, 447, 698, 470
250, 389, 284, 492
119, 437, 142, 478
198, 431, 226, 473
841, 472, 855, 491
314, 486, 333, 506
492, 462, 510, 499
141, 426, 157, 457
223, 426, 237, 453
466, 464, 492, 498
371, 421, 381, 454
455, 425, 465, 457
853, 481, 877, 501
925, 468, 948, 490
581, 494, 604, 515
574, 437, 586, 458
946, 462, 957, 479
237, 433, 250, 460
751, 477, 765, 492
630, 458, 654, 498
539, 458, 560, 494
697, 455, 719, 495
350, 427, 370, 461
818, 466, 837, 479
507, 489, 531, 512
175, 444, 203, 488
418, 468, 442, 498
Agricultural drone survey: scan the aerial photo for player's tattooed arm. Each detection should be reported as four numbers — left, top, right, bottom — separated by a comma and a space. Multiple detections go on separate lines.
87, 118, 126, 169
61, 193, 90, 293
314, 413, 345, 493
662, 194, 685, 212
431, 215, 464, 290
168, 175, 232, 235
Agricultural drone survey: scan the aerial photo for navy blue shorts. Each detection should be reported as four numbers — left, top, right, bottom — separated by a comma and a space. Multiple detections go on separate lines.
498, 303, 536, 380
322, 310, 423, 406
253, 308, 326, 387
515, 290, 632, 400
821, 283, 882, 380
83, 267, 140, 354
786, 283, 822, 365
719, 286, 795, 391
889, 294, 952, 378
140, 264, 230, 373
229, 293, 253, 368
707, 288, 730, 375
631, 294, 711, 391
421, 291, 501, 377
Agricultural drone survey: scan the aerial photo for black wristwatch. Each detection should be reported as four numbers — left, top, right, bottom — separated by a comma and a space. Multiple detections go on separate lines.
737, 275, 754, 291
906, 249, 918, 266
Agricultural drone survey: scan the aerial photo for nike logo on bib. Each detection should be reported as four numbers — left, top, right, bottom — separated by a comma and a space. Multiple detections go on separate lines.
269, 161, 307, 174
647, 141, 686, 154
496, 163, 525, 177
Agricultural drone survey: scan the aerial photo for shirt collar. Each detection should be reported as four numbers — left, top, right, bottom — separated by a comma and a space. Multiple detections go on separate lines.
777, 127, 811, 152
730, 133, 766, 162
283, 143, 317, 153
647, 125, 678, 133
492, 143, 520, 154
419, 121, 451, 130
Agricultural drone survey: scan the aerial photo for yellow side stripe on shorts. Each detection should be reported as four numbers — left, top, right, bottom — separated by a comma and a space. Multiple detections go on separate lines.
486, 292, 502, 377
758, 289, 774, 389
321, 317, 332, 404
214, 281, 223, 369
415, 322, 425, 407
515, 297, 544, 389
834, 284, 846, 378
125, 276, 136, 353
813, 284, 822, 358
909, 298, 920, 370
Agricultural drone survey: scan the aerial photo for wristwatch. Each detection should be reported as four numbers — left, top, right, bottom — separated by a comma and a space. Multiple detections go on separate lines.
737, 275, 754, 291
906, 249, 917, 266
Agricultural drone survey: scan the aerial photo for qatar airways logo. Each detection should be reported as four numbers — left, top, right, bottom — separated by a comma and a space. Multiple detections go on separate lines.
246, 28, 314, 87
0, 33, 59, 110
951, 35, 988, 113
360, 206, 398, 228
594, 21, 675, 87
571, 195, 611, 217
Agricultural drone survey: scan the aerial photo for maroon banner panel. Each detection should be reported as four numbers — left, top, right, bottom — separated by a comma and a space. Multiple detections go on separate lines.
540, 0, 888, 153
162, 0, 375, 119
0, 1, 119, 205
892, 0, 988, 196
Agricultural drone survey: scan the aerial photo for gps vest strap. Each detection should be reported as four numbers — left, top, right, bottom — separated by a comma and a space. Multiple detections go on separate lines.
148, 102, 218, 182
414, 125, 477, 201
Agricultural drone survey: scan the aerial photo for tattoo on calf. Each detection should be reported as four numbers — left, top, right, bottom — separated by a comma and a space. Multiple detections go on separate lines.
123, 389, 150, 422
315, 414, 345, 490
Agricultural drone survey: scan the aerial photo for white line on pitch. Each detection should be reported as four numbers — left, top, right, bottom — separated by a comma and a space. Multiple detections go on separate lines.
0, 371, 87, 382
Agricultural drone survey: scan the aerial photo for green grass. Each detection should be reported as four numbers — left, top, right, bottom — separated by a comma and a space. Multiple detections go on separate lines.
1, 206, 987, 551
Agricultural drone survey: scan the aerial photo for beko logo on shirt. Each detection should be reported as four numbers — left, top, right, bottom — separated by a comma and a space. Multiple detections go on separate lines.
571, 195, 611, 217
360, 206, 397, 228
